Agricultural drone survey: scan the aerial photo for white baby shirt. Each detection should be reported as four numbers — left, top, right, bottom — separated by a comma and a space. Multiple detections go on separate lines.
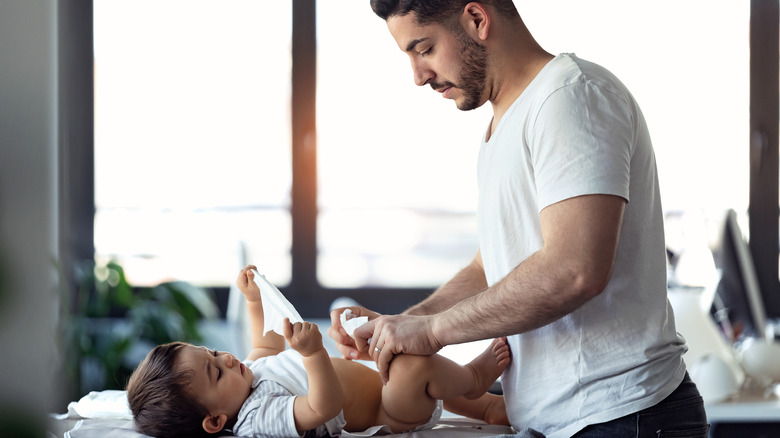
231, 349, 345, 438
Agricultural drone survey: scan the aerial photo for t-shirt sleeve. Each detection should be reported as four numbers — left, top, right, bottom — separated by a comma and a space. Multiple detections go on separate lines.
529, 80, 634, 210
233, 380, 302, 438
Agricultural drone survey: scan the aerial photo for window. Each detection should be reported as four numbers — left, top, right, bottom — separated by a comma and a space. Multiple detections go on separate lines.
71, 1, 773, 318
93, 0, 293, 287
316, 2, 491, 288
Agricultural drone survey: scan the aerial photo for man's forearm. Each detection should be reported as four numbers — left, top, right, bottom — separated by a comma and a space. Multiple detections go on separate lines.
430, 195, 624, 346
432, 249, 603, 347
404, 257, 488, 315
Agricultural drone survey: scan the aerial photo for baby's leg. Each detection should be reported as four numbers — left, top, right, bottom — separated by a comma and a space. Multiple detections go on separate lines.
444, 393, 509, 425
428, 337, 510, 400
377, 338, 510, 432
376, 354, 439, 432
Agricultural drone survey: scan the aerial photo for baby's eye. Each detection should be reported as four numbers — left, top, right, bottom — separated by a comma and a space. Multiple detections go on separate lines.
211, 350, 222, 379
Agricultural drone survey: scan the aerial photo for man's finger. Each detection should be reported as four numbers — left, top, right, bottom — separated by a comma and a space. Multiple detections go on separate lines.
327, 320, 355, 346
326, 324, 340, 342
353, 318, 376, 342
377, 348, 393, 384
355, 333, 370, 355
335, 343, 361, 360
329, 308, 343, 332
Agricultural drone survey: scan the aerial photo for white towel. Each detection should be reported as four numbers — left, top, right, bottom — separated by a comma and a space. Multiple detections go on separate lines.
251, 269, 304, 336
55, 390, 133, 420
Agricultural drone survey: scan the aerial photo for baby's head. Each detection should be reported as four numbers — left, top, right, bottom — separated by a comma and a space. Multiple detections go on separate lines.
127, 342, 253, 437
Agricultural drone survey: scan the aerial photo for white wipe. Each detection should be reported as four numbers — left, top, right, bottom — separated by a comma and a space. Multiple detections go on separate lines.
340, 308, 368, 338
252, 269, 304, 336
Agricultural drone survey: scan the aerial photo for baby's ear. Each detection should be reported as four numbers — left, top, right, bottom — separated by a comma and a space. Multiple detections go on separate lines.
202, 414, 227, 434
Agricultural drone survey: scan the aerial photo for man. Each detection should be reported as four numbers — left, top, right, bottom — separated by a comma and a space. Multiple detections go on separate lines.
329, 1, 709, 436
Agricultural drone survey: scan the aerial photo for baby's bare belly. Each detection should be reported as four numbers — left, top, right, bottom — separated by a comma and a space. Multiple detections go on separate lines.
330, 357, 383, 431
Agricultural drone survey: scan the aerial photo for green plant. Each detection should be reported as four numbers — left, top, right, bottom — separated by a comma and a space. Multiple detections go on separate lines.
62, 260, 218, 398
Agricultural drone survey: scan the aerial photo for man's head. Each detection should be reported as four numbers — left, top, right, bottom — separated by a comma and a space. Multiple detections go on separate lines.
369, 0, 518, 25
370, 1, 519, 111
126, 342, 253, 437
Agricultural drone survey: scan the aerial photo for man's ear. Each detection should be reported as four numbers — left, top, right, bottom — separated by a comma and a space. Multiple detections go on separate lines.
202, 414, 227, 434
461, 2, 491, 40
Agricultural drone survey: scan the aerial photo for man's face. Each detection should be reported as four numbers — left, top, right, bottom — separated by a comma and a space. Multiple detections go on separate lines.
387, 12, 488, 111
176, 345, 253, 421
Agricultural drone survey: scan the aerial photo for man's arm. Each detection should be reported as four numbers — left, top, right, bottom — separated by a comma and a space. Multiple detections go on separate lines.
236, 265, 286, 361
434, 194, 625, 344
327, 252, 486, 359
404, 251, 488, 316
358, 194, 626, 381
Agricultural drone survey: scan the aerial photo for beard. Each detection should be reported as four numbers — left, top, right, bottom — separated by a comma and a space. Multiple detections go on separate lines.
430, 24, 489, 111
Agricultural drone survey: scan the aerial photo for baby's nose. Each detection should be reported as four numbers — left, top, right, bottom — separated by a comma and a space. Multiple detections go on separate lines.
223, 354, 234, 368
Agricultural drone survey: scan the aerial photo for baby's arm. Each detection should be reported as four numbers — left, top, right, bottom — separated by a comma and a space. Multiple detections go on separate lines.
236, 265, 286, 360
283, 319, 344, 434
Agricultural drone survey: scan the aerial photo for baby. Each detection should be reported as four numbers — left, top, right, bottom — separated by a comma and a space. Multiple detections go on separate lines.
126, 265, 510, 438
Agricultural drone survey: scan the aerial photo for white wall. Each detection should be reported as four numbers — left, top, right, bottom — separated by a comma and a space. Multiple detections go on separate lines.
0, 0, 62, 428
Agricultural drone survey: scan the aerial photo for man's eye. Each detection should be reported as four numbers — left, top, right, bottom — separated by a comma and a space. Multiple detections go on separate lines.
421, 48, 432, 56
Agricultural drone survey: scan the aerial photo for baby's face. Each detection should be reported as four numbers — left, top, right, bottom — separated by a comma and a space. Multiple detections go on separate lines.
176, 345, 254, 421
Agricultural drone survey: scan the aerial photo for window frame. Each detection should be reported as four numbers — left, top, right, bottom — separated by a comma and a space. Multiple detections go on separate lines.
749, 0, 780, 318
58, 0, 95, 315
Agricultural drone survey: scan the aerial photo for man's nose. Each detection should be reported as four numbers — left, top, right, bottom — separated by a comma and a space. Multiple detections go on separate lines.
411, 59, 433, 87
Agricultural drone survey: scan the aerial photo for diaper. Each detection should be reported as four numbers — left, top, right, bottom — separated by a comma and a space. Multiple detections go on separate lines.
323, 410, 347, 437
340, 400, 443, 437
411, 399, 443, 432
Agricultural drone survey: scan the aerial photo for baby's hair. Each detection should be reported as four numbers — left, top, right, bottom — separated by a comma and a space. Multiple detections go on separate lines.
126, 341, 214, 438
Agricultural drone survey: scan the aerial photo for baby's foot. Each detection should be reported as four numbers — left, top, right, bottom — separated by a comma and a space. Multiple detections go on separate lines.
482, 393, 510, 425
464, 337, 510, 399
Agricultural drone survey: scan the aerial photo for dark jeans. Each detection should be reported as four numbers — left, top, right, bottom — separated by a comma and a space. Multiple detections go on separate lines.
572, 373, 709, 438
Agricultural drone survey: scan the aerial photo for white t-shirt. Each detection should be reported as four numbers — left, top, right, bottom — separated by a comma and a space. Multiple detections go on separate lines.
231, 349, 346, 438
477, 53, 687, 438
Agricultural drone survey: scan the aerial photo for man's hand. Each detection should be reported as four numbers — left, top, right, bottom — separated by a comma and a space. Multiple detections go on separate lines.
355, 314, 443, 384
327, 306, 381, 360
283, 318, 325, 357
236, 264, 262, 303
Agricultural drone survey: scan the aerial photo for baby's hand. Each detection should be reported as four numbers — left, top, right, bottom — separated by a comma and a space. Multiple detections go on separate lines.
283, 318, 324, 357
236, 265, 262, 303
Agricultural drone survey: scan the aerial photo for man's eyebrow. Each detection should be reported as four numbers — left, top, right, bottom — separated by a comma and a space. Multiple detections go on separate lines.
405, 37, 429, 53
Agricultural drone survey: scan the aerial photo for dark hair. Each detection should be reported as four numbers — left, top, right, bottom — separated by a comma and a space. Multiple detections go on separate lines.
369, 0, 519, 25
126, 342, 214, 438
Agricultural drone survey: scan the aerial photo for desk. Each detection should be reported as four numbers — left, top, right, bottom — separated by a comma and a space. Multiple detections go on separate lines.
707, 389, 780, 422
705, 386, 780, 437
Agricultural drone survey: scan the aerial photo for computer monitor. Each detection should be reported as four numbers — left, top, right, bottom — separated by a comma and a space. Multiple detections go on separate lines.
712, 209, 767, 341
